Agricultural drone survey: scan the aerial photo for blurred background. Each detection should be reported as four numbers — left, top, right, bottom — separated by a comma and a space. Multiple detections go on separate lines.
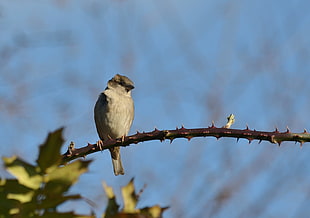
1, 0, 310, 217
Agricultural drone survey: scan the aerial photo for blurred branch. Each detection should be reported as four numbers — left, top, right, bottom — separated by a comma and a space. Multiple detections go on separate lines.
62, 114, 310, 164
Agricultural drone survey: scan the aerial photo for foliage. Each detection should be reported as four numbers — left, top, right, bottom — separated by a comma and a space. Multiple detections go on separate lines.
103, 178, 168, 218
0, 128, 167, 218
0, 128, 92, 218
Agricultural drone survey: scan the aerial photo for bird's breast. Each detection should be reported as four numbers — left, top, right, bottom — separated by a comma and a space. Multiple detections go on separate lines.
103, 92, 134, 139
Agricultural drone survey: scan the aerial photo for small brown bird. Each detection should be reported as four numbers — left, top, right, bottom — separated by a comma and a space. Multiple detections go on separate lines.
94, 74, 134, 176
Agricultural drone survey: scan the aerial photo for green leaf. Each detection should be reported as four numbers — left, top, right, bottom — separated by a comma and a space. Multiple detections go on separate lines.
121, 178, 138, 213
0, 181, 20, 216
38, 194, 82, 210
44, 160, 91, 195
3, 156, 42, 189
0, 179, 33, 195
0, 179, 34, 204
1, 128, 95, 217
39, 211, 95, 218
102, 182, 119, 218
102, 179, 169, 218
36, 128, 64, 173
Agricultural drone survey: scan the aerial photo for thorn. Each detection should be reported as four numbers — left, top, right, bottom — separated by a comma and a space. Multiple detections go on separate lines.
211, 121, 215, 128
154, 128, 158, 131
176, 126, 179, 130
248, 139, 252, 144
170, 138, 174, 144
300, 141, 304, 147
274, 127, 279, 133
236, 138, 240, 142
215, 135, 221, 140
245, 124, 249, 130
186, 136, 192, 141
304, 129, 308, 133
136, 130, 140, 134
258, 139, 262, 144
286, 126, 290, 133
180, 125, 185, 130
277, 142, 281, 147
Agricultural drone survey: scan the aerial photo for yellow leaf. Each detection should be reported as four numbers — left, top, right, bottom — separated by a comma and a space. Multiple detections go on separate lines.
141, 205, 169, 218
3, 156, 42, 189
121, 178, 138, 213
9, 208, 20, 215
103, 182, 115, 199
7, 191, 34, 203
44, 160, 91, 195
102, 182, 119, 217
148, 205, 164, 218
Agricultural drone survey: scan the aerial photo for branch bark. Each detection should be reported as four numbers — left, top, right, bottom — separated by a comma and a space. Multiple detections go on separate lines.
62, 114, 310, 164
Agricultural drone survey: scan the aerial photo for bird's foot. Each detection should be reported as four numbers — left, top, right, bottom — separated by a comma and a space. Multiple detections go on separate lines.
121, 135, 125, 143
96, 140, 104, 151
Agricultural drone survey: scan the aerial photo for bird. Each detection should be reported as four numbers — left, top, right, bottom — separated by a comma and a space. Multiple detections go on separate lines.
94, 74, 135, 176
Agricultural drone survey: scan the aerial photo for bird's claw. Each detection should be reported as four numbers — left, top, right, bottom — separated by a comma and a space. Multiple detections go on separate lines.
121, 135, 125, 143
96, 140, 104, 151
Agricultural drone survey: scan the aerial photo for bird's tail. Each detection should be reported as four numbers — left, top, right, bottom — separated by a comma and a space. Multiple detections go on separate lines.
110, 147, 124, 176
111, 157, 124, 176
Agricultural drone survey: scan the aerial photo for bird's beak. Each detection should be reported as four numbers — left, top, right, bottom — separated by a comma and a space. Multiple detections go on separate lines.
126, 84, 135, 91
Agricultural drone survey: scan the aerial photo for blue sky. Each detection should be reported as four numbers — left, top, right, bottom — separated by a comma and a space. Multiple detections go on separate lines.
1, 0, 310, 217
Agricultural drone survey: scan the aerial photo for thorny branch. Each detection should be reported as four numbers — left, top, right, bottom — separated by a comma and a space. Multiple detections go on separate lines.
62, 114, 310, 164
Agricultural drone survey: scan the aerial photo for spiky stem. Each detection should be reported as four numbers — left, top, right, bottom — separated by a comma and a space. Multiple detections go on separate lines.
62, 114, 309, 164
